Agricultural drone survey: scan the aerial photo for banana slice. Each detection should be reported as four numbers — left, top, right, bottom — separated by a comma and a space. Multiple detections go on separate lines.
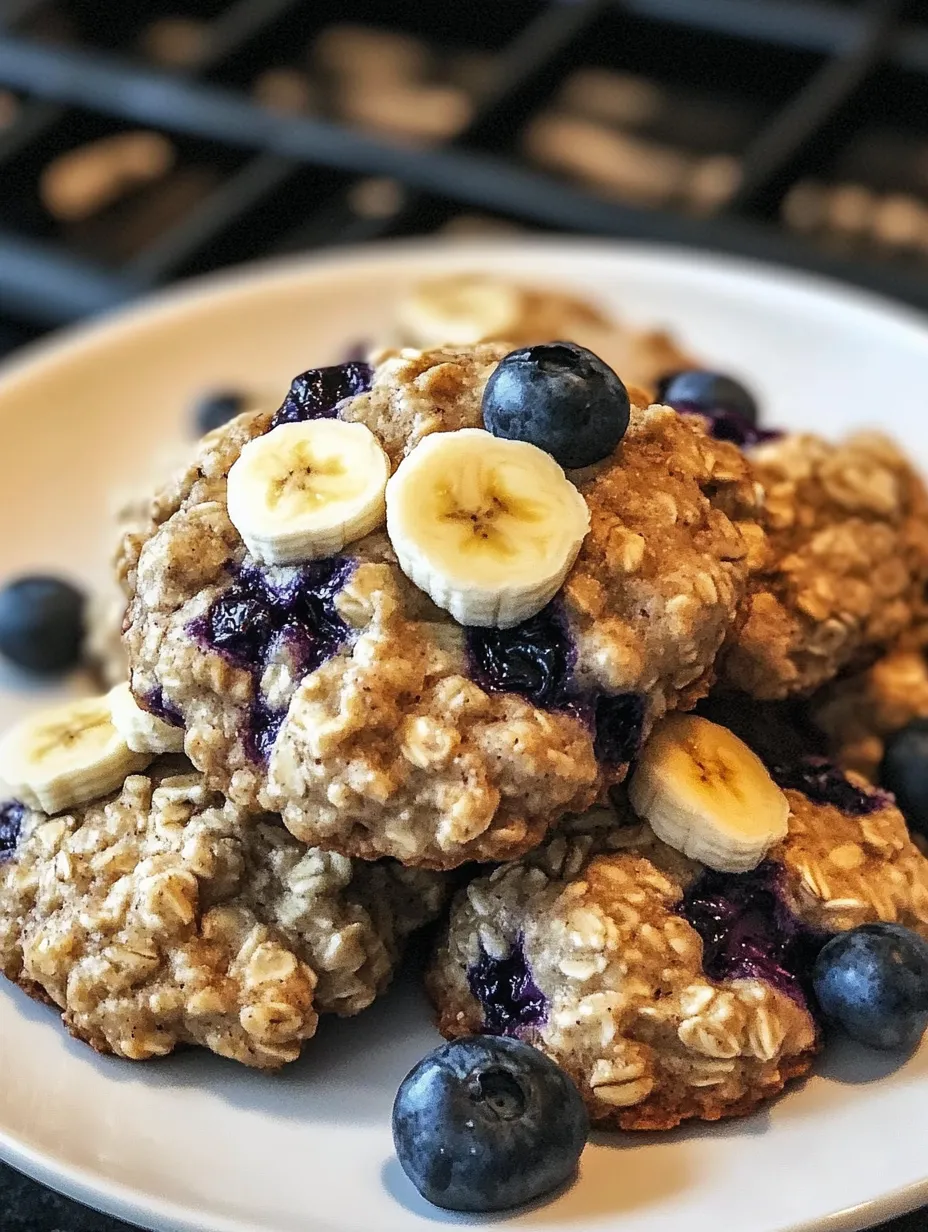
397, 276, 523, 346
386, 427, 590, 628
0, 695, 152, 814
108, 683, 185, 755
628, 713, 789, 874
227, 419, 390, 565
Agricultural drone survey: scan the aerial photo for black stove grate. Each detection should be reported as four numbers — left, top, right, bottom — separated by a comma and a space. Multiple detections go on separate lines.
2, 0, 928, 357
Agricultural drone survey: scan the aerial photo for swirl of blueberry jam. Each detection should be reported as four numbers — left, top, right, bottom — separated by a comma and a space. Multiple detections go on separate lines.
270, 361, 373, 428
465, 603, 646, 765
677, 862, 828, 1008
771, 757, 889, 817
192, 558, 353, 762
0, 800, 25, 860
467, 936, 549, 1036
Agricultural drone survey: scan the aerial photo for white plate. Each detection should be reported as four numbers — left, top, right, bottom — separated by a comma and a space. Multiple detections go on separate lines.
1, 238, 927, 1232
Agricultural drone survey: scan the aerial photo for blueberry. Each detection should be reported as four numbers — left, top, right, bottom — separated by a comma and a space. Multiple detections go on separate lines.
812, 923, 928, 1050
465, 603, 575, 709
657, 370, 759, 424
194, 390, 247, 436
593, 691, 645, 765
880, 719, 928, 837
271, 361, 373, 427
0, 800, 25, 860
0, 575, 85, 674
482, 342, 630, 469
467, 937, 548, 1036
770, 756, 887, 817
392, 1036, 588, 1212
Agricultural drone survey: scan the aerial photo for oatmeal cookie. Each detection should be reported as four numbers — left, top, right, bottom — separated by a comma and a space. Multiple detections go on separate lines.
0, 761, 445, 1066
427, 764, 928, 1130
120, 345, 762, 869
392, 275, 694, 400
721, 432, 928, 699
810, 621, 928, 780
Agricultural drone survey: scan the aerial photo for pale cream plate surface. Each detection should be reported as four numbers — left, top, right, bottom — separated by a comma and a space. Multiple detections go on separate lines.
0, 239, 926, 1232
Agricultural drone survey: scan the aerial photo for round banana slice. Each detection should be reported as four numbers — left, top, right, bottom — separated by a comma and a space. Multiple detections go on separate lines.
108, 682, 185, 755
0, 695, 152, 814
386, 427, 590, 628
397, 276, 523, 346
227, 419, 390, 565
629, 713, 789, 874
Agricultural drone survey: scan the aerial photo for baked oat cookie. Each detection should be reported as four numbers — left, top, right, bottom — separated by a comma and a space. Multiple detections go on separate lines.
721, 431, 928, 699
391, 275, 694, 400
120, 345, 762, 869
810, 622, 928, 780
0, 760, 445, 1066
427, 761, 928, 1130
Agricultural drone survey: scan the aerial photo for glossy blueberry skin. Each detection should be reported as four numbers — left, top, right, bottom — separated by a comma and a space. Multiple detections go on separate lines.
0, 575, 85, 674
271, 361, 372, 427
467, 937, 548, 1036
392, 1036, 588, 1213
880, 719, 928, 837
812, 923, 928, 1050
482, 342, 630, 469
657, 370, 758, 424
193, 390, 247, 436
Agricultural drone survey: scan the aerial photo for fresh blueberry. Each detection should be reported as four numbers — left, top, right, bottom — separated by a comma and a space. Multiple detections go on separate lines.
657, 370, 779, 448
193, 390, 247, 436
392, 1036, 588, 1212
482, 342, 630, 469
812, 923, 928, 1050
0, 575, 85, 674
880, 719, 928, 837
658, 370, 759, 424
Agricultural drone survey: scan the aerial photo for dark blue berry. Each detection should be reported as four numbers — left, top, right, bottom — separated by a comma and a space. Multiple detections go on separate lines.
271, 361, 373, 428
467, 936, 548, 1036
465, 604, 575, 708
658, 370, 759, 424
770, 757, 888, 817
813, 923, 928, 1050
0, 801, 25, 860
0, 575, 85, 674
482, 342, 630, 469
880, 719, 928, 837
191, 560, 353, 763
193, 390, 247, 437
657, 370, 781, 448
143, 687, 184, 728
392, 1036, 588, 1212
677, 862, 826, 1008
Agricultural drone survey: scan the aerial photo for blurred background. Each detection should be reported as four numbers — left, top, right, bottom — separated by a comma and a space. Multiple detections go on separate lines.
2, 0, 928, 363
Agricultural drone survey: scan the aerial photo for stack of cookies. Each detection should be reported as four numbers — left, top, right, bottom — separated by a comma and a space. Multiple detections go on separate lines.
2, 273, 928, 1135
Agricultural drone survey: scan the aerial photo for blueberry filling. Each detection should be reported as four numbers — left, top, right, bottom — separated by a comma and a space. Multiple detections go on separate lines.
677, 862, 828, 1008
0, 800, 25, 860
593, 692, 645, 765
144, 687, 184, 728
465, 603, 646, 765
467, 936, 549, 1037
192, 558, 353, 762
466, 605, 575, 710
770, 757, 888, 817
270, 362, 373, 428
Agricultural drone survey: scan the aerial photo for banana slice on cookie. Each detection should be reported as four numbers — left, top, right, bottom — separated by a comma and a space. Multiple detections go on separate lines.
108, 682, 185, 755
227, 419, 390, 565
386, 427, 590, 628
397, 276, 522, 347
0, 695, 151, 814
628, 713, 789, 873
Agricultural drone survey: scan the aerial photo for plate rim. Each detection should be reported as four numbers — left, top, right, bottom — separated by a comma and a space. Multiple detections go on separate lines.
3, 235, 928, 1232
